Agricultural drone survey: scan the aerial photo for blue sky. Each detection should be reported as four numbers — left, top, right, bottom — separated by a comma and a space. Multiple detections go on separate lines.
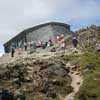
0, 0, 100, 53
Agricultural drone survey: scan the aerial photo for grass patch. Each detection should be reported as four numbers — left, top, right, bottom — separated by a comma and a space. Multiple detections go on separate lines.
75, 50, 100, 100
47, 74, 73, 97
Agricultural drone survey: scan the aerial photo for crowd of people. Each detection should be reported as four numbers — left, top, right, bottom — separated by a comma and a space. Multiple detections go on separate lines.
10, 33, 79, 57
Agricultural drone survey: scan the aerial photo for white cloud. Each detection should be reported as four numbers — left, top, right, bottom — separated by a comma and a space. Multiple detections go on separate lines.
0, 52, 4, 57
0, 0, 100, 44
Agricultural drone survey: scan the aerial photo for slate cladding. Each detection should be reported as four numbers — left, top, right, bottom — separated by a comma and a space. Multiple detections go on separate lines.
4, 22, 71, 53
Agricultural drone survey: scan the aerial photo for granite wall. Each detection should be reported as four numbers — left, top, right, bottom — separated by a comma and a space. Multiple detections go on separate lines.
4, 23, 71, 53
26, 25, 54, 42
26, 24, 70, 43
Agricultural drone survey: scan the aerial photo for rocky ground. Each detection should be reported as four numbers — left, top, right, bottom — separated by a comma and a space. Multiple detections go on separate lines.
0, 25, 100, 100
0, 48, 84, 100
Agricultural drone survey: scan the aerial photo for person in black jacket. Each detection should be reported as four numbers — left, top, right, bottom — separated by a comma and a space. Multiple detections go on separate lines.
11, 47, 15, 57
72, 37, 78, 48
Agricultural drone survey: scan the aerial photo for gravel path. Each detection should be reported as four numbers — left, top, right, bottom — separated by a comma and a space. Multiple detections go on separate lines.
64, 64, 83, 100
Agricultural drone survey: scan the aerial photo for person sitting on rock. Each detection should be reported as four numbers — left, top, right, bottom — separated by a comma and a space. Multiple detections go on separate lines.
42, 42, 48, 49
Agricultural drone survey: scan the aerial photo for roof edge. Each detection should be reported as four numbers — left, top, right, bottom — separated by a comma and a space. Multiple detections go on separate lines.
4, 22, 70, 46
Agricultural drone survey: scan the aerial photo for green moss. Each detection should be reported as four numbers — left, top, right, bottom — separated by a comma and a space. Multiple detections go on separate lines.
76, 72, 100, 100
48, 74, 73, 97
48, 75, 71, 86
75, 51, 100, 100
27, 94, 62, 100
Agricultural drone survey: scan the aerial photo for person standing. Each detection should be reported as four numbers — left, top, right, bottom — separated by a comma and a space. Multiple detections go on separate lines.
24, 42, 27, 51
11, 46, 15, 57
72, 37, 78, 48
56, 33, 64, 48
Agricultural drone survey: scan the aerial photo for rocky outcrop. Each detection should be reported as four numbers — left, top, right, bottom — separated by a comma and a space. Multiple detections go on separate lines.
0, 54, 73, 100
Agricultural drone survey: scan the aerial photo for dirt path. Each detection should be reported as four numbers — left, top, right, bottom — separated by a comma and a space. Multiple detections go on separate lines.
0, 50, 83, 100
64, 64, 83, 100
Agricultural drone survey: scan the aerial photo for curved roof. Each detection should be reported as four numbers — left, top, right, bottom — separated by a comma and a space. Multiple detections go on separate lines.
4, 22, 70, 46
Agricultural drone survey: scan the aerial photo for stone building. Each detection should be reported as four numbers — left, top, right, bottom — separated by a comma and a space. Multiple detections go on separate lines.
4, 22, 72, 53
